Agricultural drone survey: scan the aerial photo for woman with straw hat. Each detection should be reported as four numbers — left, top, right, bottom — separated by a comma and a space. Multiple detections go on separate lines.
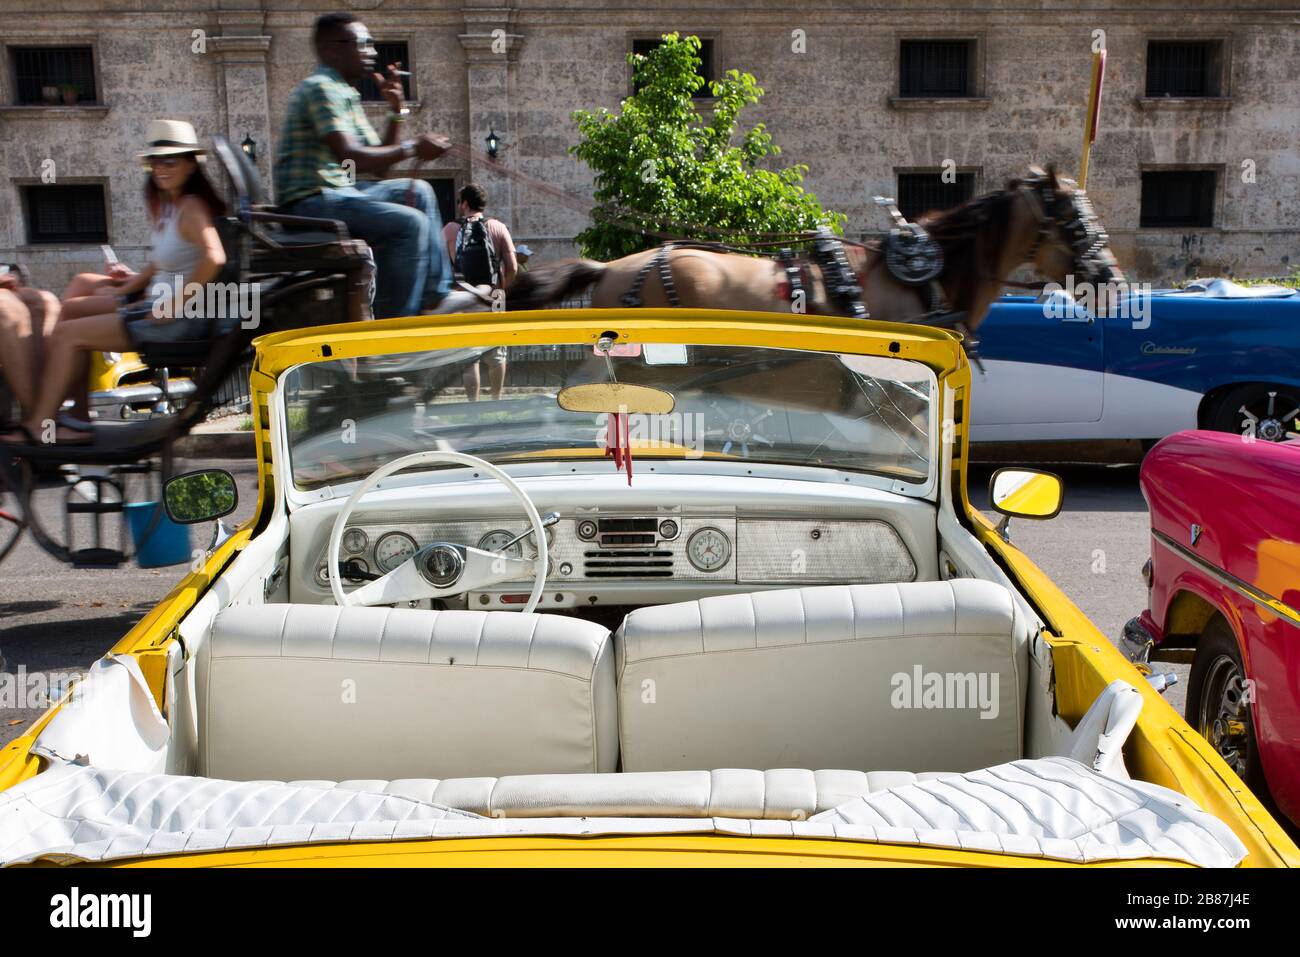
4, 119, 228, 446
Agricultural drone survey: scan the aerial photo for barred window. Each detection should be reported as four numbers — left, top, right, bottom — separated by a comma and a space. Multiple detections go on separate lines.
10, 45, 97, 105
1140, 170, 1216, 228
1146, 41, 1224, 97
899, 40, 975, 98
632, 38, 714, 97
22, 184, 108, 244
896, 171, 976, 222
358, 41, 412, 101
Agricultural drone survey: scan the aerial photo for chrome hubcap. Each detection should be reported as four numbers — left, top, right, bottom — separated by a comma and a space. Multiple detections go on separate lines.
1199, 655, 1252, 777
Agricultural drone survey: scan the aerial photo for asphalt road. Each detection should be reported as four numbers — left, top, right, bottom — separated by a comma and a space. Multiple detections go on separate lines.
969, 462, 1187, 714
0, 458, 261, 747
0, 458, 1177, 749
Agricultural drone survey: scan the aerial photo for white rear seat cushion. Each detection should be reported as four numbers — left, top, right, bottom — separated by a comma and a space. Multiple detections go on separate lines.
614, 580, 1029, 773
295, 768, 959, 820
200, 605, 617, 781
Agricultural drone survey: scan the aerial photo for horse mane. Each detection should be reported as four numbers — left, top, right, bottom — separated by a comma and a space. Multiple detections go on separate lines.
916, 183, 1025, 312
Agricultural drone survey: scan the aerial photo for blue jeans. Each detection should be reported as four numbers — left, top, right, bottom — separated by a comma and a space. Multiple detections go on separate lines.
290, 179, 452, 319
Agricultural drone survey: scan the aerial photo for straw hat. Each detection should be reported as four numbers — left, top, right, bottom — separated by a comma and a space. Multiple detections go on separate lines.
137, 119, 207, 162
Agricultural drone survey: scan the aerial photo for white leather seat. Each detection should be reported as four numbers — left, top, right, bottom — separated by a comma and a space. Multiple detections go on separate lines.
291, 768, 960, 819
199, 605, 617, 781
614, 580, 1029, 773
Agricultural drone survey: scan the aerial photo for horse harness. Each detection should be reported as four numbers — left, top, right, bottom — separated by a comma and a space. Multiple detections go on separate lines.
620, 228, 868, 320
876, 196, 951, 319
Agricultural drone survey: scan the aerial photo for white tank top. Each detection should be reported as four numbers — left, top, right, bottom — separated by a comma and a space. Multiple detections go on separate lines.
149, 203, 203, 283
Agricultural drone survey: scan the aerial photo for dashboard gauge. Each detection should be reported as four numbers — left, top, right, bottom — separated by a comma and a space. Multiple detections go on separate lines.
686, 526, 731, 572
342, 527, 369, 554
477, 529, 522, 559
374, 531, 417, 573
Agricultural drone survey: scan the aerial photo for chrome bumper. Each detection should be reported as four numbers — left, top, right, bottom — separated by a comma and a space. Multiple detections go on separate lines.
1120, 616, 1155, 665
89, 381, 196, 420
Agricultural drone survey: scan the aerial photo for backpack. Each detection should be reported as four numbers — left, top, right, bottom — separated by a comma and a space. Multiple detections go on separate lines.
454, 216, 500, 288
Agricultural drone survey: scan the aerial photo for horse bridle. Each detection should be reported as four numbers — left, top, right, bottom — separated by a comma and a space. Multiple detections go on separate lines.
1020, 174, 1116, 284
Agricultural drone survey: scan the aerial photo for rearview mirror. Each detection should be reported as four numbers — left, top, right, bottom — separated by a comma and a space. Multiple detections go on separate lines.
164, 469, 238, 525
989, 468, 1064, 520
557, 382, 675, 415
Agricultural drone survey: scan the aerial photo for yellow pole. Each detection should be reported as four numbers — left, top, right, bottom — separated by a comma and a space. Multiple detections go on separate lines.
1079, 49, 1105, 189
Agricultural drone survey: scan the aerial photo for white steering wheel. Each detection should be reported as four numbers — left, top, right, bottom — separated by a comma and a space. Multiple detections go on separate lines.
328, 451, 549, 613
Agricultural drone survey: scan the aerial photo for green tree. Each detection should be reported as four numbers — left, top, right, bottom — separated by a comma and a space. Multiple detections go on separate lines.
570, 34, 845, 259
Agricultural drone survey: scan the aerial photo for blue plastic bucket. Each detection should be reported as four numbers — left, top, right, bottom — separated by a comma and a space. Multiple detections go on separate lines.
124, 501, 192, 568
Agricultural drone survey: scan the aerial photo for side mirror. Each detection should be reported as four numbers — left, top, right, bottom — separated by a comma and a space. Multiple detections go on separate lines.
164, 469, 238, 525
989, 467, 1064, 520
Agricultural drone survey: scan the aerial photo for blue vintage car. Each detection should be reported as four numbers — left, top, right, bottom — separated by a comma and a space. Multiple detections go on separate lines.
969, 279, 1300, 444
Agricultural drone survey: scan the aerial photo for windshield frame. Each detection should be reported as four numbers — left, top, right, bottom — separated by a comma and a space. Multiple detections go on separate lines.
257, 309, 967, 510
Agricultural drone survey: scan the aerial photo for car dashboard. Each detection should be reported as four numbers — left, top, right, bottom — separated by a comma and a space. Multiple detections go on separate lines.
286, 474, 939, 610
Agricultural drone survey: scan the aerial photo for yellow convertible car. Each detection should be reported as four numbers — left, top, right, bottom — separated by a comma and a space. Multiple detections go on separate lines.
0, 308, 1295, 868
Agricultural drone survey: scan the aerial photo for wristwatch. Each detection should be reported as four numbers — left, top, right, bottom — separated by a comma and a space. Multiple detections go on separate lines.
400, 139, 416, 159
391, 106, 410, 124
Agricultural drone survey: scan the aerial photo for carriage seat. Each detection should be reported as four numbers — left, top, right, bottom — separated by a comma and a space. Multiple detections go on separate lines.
198, 604, 618, 782
615, 579, 1030, 774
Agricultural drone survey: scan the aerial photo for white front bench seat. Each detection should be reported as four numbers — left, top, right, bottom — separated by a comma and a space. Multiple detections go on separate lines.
199, 605, 617, 781
614, 580, 1029, 773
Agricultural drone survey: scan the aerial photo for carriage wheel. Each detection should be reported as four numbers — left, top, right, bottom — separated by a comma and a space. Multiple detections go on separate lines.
0, 462, 25, 566
20, 449, 184, 568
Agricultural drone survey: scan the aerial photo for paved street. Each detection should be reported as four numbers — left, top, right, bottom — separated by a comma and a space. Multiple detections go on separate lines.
1, 458, 1175, 749
0, 459, 261, 747
969, 462, 1186, 713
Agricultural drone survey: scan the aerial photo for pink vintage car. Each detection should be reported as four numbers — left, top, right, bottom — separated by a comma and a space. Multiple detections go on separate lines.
1124, 430, 1300, 826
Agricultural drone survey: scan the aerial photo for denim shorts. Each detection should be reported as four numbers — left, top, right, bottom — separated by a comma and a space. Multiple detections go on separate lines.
121, 300, 236, 349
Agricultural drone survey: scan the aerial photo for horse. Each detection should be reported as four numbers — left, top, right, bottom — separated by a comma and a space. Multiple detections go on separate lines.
505, 166, 1123, 335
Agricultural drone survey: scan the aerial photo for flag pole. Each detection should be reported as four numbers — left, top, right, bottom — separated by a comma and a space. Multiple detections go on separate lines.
1079, 47, 1106, 190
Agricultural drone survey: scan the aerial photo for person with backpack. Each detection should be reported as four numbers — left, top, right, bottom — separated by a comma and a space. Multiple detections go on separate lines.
443, 184, 518, 292
444, 184, 518, 400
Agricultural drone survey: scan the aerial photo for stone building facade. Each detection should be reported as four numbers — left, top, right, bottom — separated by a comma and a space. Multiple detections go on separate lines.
1, 0, 1296, 291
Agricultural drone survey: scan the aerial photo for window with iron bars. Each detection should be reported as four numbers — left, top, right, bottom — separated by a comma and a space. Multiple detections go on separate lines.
899, 40, 975, 98
896, 172, 976, 222
1140, 170, 1216, 228
22, 184, 108, 244
1146, 40, 1224, 97
632, 38, 715, 98
358, 41, 412, 101
10, 45, 97, 105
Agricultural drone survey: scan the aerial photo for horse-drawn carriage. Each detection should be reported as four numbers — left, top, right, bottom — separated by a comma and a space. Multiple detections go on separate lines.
0, 157, 1121, 571
0, 136, 373, 568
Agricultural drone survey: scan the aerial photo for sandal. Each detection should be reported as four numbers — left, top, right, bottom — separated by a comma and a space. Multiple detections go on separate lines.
0, 424, 39, 446
0, 423, 94, 447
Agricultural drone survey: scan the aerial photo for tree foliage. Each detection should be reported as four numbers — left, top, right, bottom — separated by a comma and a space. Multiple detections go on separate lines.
569, 34, 845, 260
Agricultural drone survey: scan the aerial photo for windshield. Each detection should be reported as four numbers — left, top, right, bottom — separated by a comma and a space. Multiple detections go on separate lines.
283, 343, 935, 490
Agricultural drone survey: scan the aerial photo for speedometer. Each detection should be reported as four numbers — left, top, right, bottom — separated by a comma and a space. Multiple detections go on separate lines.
374, 531, 417, 572
686, 527, 731, 572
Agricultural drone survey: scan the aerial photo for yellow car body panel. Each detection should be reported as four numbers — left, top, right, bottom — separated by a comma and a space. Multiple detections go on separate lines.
3, 308, 1297, 867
